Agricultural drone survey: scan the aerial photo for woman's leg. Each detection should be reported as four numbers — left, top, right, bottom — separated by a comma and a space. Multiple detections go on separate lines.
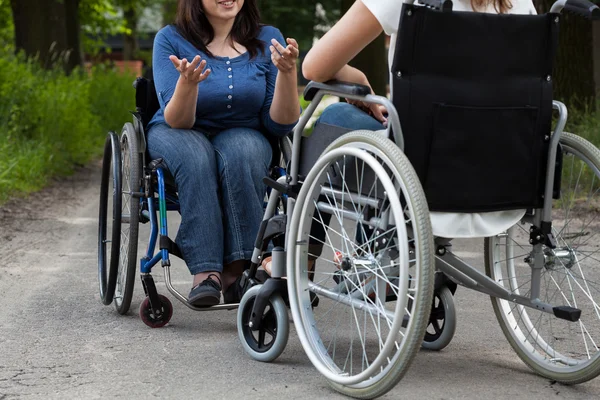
316, 101, 385, 131
210, 127, 272, 294
147, 124, 224, 305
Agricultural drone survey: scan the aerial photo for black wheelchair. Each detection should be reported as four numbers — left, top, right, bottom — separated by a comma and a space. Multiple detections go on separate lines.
98, 0, 600, 398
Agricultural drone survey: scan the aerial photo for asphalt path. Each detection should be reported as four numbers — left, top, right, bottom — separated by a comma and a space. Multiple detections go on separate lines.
0, 164, 598, 399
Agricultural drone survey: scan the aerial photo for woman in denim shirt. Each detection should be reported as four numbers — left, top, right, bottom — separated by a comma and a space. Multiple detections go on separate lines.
146, 0, 300, 306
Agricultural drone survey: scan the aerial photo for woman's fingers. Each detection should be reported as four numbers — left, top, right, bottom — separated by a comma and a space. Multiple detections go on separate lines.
369, 103, 387, 123
271, 39, 290, 58
270, 38, 299, 72
171, 55, 210, 83
169, 55, 180, 69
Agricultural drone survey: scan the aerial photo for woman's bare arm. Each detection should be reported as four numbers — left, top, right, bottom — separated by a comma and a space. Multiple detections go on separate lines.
302, 1, 383, 83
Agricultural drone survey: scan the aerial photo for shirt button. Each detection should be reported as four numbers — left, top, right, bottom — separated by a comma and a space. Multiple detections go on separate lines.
226, 61, 230, 65
228, 75, 232, 78
229, 85, 233, 89
227, 68, 232, 71
228, 95, 232, 99
227, 105, 232, 109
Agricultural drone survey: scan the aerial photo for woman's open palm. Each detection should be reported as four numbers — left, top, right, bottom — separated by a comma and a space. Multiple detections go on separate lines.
170, 55, 211, 85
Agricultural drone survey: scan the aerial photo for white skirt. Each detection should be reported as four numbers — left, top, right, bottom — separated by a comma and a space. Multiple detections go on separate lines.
430, 209, 526, 238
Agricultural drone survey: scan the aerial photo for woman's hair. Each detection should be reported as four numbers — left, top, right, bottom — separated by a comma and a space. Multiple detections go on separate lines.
174, 0, 265, 59
471, 0, 513, 13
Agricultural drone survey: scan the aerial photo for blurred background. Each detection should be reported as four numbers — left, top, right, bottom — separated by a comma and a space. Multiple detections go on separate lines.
0, 0, 598, 205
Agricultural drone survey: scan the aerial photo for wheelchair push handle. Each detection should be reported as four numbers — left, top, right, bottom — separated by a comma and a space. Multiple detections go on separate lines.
551, 0, 600, 19
565, 0, 600, 19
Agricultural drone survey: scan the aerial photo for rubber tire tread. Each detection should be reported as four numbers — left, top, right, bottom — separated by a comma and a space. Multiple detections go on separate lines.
237, 285, 290, 363
484, 132, 600, 384
421, 286, 456, 351
114, 122, 141, 315
98, 131, 122, 305
289, 130, 435, 399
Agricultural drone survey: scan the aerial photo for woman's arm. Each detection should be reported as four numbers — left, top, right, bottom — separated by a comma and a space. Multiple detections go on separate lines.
164, 56, 211, 129
302, 1, 383, 83
269, 38, 301, 125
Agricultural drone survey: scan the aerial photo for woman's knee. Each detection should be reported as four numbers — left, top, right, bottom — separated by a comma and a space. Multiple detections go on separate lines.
212, 128, 272, 171
317, 102, 384, 131
147, 124, 217, 175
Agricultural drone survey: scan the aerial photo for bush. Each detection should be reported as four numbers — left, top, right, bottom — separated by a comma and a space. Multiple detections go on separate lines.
0, 49, 135, 203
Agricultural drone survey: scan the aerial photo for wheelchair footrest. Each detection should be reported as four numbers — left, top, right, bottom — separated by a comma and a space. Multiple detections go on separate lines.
553, 306, 581, 322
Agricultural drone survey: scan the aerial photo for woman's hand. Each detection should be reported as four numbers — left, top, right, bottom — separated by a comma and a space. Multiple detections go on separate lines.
270, 38, 299, 74
346, 98, 387, 125
169, 55, 211, 86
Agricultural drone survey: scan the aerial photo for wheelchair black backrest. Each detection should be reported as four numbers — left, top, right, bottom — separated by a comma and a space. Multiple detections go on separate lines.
134, 77, 161, 132
392, 4, 558, 213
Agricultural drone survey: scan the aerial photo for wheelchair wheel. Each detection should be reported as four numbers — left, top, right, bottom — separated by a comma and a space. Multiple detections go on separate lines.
485, 132, 600, 384
139, 294, 173, 328
287, 130, 434, 398
113, 123, 142, 315
237, 285, 289, 362
98, 131, 122, 305
421, 286, 456, 351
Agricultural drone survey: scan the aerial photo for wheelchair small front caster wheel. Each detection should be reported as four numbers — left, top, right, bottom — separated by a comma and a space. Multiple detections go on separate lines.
139, 295, 173, 328
237, 285, 289, 362
422, 286, 456, 351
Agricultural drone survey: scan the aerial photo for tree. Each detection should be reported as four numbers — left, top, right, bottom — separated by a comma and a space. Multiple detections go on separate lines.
536, 0, 598, 110
10, 0, 82, 73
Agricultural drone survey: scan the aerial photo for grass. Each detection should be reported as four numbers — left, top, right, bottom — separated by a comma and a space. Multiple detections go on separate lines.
0, 50, 136, 204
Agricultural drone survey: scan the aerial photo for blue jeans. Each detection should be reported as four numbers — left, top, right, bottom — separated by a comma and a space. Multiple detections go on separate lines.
147, 124, 272, 275
316, 102, 385, 131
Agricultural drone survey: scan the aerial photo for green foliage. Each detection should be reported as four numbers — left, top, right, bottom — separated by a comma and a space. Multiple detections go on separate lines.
260, 0, 341, 51
0, 48, 135, 203
0, 0, 13, 45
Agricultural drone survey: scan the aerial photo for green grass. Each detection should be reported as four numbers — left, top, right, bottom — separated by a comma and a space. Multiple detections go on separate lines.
565, 106, 600, 147
0, 50, 136, 204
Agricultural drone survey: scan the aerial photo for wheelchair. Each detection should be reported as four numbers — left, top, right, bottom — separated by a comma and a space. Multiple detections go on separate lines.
97, 75, 293, 326
98, 0, 600, 397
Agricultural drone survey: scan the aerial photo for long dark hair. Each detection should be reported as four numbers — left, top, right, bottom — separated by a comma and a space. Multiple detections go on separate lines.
175, 0, 265, 59
471, 0, 513, 13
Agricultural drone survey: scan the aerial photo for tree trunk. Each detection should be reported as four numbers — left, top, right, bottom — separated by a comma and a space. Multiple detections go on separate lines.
10, 0, 82, 73
535, 0, 596, 110
340, 0, 388, 95
123, 6, 138, 61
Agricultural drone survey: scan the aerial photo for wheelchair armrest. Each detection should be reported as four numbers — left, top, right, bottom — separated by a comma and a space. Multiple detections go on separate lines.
303, 80, 371, 101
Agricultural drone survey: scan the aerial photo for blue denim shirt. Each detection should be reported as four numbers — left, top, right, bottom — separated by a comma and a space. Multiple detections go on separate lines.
148, 24, 298, 137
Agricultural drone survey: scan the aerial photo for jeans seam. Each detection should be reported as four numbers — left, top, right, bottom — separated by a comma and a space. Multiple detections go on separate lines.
214, 147, 244, 257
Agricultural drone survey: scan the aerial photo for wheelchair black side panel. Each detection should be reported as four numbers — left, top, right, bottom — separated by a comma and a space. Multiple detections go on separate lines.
392, 6, 558, 212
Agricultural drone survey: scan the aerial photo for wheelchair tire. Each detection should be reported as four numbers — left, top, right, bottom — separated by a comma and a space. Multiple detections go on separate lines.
98, 131, 122, 305
139, 294, 173, 328
113, 123, 142, 315
287, 130, 434, 398
237, 285, 289, 363
485, 132, 600, 384
421, 286, 456, 351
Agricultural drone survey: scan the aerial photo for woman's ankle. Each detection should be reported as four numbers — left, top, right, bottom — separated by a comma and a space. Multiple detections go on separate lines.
193, 271, 222, 286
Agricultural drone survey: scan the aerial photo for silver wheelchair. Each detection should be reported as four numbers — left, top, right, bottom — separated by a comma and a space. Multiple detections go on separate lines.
233, 0, 600, 398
